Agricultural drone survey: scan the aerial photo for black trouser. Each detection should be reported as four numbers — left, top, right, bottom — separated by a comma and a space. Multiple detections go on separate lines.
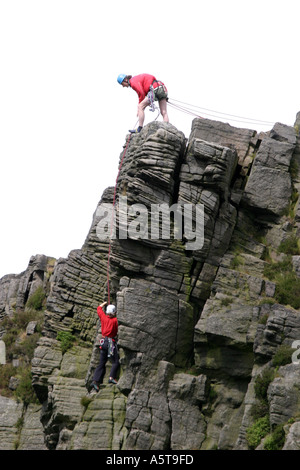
93, 338, 119, 384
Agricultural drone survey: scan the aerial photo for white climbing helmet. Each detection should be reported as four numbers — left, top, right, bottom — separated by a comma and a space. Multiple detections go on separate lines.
106, 304, 116, 316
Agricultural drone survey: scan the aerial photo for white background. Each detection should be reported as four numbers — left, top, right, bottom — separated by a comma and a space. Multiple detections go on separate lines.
1, 0, 299, 278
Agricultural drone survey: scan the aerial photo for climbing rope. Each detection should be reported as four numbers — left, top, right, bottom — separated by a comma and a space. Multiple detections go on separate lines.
168, 97, 275, 128
168, 100, 204, 120
106, 133, 132, 304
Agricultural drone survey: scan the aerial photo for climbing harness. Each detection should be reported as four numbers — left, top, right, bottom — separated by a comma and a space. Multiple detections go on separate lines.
99, 337, 117, 358
148, 80, 168, 112
152, 80, 168, 98
106, 133, 132, 304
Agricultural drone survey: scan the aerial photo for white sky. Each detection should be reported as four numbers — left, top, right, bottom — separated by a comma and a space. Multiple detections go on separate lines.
1, 0, 299, 278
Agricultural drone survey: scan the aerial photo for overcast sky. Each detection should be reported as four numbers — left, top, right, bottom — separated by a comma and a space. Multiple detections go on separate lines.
1, 0, 299, 278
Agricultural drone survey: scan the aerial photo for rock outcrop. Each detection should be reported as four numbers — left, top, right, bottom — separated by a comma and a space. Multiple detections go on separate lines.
0, 255, 55, 322
1, 116, 300, 450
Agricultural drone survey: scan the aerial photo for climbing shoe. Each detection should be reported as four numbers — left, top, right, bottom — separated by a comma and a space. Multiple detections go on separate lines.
108, 378, 118, 385
91, 381, 100, 392
129, 126, 142, 134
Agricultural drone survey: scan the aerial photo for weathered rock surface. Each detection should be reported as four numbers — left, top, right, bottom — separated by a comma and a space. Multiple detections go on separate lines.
0, 255, 55, 321
0, 396, 46, 450
0, 396, 23, 450
283, 421, 300, 450
1, 117, 300, 450
242, 128, 294, 217
268, 363, 300, 427
18, 404, 47, 450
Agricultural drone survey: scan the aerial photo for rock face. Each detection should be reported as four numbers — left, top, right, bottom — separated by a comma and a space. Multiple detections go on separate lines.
0, 255, 55, 322
1, 117, 300, 450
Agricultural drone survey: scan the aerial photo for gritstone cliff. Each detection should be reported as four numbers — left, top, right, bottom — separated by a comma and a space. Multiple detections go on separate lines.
1, 115, 300, 450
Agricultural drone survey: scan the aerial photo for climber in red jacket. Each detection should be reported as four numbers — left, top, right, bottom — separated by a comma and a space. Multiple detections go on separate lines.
117, 73, 169, 133
91, 301, 120, 392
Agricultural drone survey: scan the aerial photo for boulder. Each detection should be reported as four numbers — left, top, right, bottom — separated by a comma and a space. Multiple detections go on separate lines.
242, 132, 296, 217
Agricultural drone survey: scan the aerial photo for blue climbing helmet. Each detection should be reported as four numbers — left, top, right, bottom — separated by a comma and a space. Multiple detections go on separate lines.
117, 74, 127, 84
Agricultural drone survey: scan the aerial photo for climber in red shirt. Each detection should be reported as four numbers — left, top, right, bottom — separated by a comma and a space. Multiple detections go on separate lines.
91, 301, 120, 392
117, 73, 169, 133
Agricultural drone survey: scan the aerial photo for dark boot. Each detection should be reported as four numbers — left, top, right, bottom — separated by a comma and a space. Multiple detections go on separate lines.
91, 381, 100, 392
129, 126, 143, 134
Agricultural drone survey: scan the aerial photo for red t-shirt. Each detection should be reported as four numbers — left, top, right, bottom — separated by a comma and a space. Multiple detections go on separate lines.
97, 306, 118, 338
129, 73, 157, 103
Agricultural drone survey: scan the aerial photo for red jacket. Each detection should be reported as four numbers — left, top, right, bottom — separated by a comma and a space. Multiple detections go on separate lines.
97, 306, 118, 338
129, 73, 159, 103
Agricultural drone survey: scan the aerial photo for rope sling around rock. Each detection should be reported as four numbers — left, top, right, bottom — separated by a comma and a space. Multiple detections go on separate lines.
106, 133, 132, 304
